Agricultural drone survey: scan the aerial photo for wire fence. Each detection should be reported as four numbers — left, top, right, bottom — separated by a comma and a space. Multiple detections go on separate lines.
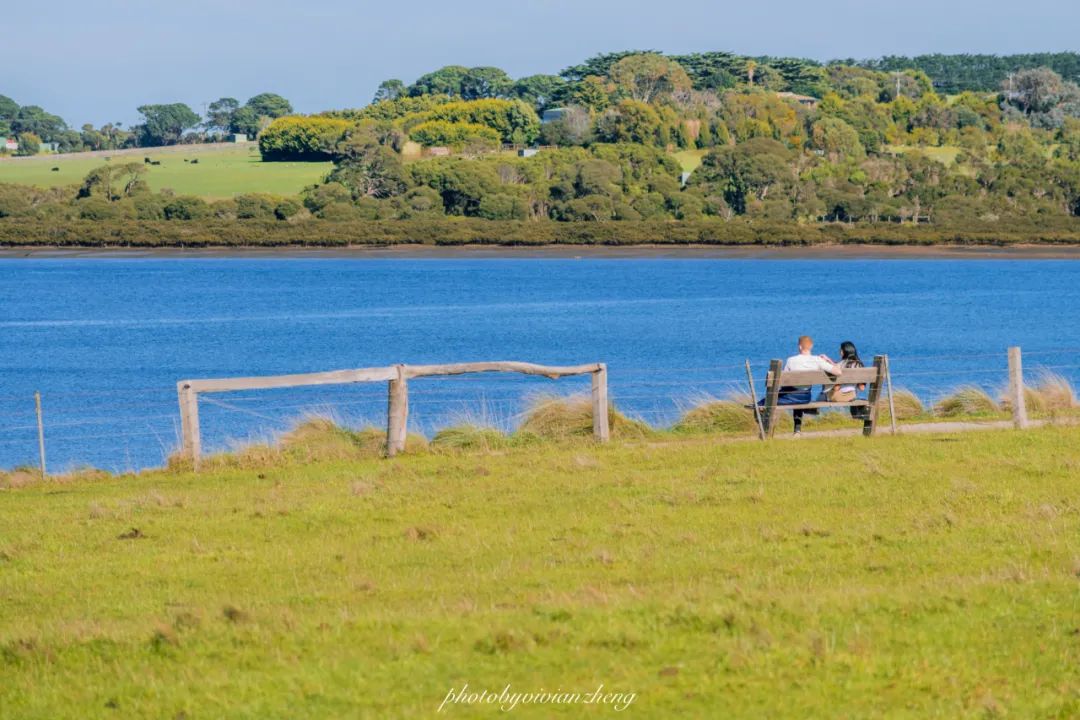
2, 347, 1079, 474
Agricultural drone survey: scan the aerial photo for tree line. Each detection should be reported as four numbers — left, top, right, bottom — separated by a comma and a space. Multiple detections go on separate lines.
0, 93, 293, 155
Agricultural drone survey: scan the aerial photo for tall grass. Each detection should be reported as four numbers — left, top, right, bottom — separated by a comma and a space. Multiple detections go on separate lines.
673, 394, 756, 434
934, 386, 1000, 417
517, 394, 652, 441
882, 388, 925, 421
1028, 371, 1076, 412
431, 425, 509, 451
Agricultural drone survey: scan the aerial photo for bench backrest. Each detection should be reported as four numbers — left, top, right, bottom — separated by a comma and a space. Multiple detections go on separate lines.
765, 366, 881, 387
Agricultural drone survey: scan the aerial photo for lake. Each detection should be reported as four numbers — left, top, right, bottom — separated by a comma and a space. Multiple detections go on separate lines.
2, 254, 1078, 471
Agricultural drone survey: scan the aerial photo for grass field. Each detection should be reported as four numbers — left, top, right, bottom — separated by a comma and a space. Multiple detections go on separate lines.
2, 425, 1079, 718
883, 145, 963, 166
0, 145, 332, 199
672, 148, 708, 174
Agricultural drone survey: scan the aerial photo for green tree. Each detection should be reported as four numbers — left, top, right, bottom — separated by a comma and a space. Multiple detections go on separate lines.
246, 93, 293, 119
810, 117, 865, 161
559, 50, 656, 82
373, 79, 406, 103
0, 94, 18, 123
11, 106, 66, 142
408, 120, 501, 148
78, 162, 149, 200
327, 129, 408, 199
511, 75, 569, 110
230, 93, 293, 137
409, 66, 470, 97
569, 76, 611, 112
608, 53, 692, 103
415, 98, 541, 144
206, 98, 239, 134
693, 138, 793, 214
258, 116, 352, 160
460, 67, 512, 100
594, 100, 661, 144
135, 103, 200, 146
15, 132, 41, 156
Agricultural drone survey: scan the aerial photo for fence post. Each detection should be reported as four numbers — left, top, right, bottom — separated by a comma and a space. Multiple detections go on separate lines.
884, 355, 898, 435
177, 382, 202, 470
1008, 346, 1028, 429
386, 365, 409, 457
592, 364, 610, 443
34, 391, 47, 479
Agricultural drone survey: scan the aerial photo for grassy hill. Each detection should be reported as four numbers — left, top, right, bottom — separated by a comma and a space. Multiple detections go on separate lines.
0, 145, 332, 199
2, 425, 1079, 718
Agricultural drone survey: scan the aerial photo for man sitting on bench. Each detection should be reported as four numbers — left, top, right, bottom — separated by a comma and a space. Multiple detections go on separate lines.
763, 335, 844, 435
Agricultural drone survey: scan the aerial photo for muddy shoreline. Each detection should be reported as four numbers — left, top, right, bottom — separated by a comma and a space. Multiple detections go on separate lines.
3, 243, 1080, 260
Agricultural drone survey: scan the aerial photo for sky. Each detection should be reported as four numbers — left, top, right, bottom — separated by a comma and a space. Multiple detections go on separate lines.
4, 0, 1078, 127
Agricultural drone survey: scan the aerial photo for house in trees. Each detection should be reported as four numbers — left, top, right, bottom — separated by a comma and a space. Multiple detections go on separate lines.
228, 132, 251, 143
541, 108, 567, 124
776, 92, 820, 109
2, 137, 17, 151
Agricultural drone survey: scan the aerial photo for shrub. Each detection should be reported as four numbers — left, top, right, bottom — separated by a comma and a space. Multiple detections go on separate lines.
274, 199, 302, 221
16, 132, 41, 156
934, 386, 999, 417
258, 116, 353, 161
235, 194, 277, 220
413, 98, 541, 143
408, 120, 500, 149
133, 195, 167, 220
477, 193, 528, 220
517, 394, 652, 441
76, 197, 131, 221
163, 196, 210, 220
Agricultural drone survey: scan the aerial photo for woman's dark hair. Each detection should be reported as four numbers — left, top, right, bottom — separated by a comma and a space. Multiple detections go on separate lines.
840, 341, 863, 366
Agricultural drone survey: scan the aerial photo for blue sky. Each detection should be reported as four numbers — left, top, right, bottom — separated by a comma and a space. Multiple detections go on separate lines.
4, 0, 1078, 127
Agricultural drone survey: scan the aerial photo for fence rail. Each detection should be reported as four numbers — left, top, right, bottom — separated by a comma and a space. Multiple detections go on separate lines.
4, 346, 1077, 475
177, 361, 609, 468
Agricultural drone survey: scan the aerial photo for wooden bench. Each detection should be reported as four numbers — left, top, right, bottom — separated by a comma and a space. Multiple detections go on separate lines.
748, 355, 887, 438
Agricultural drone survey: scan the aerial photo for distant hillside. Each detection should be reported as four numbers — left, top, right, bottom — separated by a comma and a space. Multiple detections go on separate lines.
853, 52, 1080, 93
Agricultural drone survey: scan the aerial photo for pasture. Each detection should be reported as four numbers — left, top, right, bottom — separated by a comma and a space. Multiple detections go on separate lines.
2, 425, 1079, 718
0, 145, 332, 198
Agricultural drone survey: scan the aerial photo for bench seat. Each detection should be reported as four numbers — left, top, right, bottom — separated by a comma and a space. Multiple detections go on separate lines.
746, 400, 870, 411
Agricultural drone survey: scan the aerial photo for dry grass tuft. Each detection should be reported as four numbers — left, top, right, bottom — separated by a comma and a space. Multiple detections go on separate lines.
934, 386, 1000, 418
431, 425, 508, 451
1000, 372, 1076, 416
674, 394, 755, 434
517, 394, 652, 441
0, 468, 40, 489
882, 389, 925, 421
1029, 371, 1076, 411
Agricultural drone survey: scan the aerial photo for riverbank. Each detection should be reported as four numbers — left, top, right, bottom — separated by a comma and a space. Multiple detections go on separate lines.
2, 425, 1078, 717
3, 218, 1080, 252
5, 242, 1080, 260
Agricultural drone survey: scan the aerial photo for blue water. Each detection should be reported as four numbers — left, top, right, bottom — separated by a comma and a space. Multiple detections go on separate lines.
2, 257, 1078, 471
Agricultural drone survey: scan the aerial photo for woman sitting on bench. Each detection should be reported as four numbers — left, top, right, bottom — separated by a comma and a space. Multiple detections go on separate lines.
823, 341, 869, 420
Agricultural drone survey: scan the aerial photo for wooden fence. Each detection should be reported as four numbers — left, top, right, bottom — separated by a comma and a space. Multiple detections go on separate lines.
177, 361, 608, 469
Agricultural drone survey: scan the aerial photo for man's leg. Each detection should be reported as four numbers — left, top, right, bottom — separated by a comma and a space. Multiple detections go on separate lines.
793, 410, 804, 434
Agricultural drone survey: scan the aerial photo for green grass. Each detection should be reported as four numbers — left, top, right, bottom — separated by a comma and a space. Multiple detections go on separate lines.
883, 145, 962, 166
0, 145, 332, 198
2, 426, 1080, 718
671, 148, 707, 173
